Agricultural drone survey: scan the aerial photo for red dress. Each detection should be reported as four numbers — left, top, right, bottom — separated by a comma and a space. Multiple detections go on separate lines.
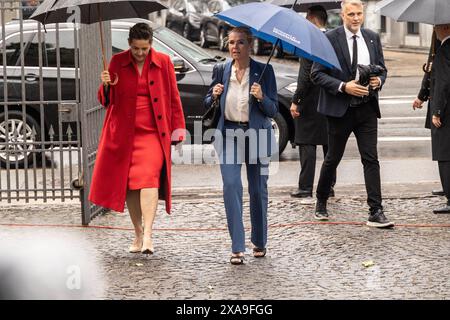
127, 59, 164, 190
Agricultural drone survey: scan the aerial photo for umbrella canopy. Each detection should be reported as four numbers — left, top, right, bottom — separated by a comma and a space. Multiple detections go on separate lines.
374, 0, 450, 25
30, 0, 167, 73
216, 2, 341, 70
266, 0, 342, 12
30, 0, 167, 25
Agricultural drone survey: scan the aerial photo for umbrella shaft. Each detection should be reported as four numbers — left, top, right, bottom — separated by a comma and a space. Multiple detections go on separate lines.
257, 38, 280, 84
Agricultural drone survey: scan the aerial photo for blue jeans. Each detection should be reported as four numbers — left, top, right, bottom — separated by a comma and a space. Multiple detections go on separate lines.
220, 121, 269, 253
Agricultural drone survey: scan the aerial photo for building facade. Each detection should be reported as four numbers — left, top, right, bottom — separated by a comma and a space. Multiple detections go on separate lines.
365, 0, 433, 50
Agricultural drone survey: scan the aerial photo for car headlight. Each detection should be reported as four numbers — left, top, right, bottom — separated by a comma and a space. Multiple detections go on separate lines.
284, 82, 297, 94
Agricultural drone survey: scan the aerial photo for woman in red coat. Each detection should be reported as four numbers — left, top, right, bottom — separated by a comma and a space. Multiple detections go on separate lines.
89, 23, 185, 255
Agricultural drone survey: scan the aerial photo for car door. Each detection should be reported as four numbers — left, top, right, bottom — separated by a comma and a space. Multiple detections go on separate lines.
0, 31, 37, 103
41, 29, 77, 102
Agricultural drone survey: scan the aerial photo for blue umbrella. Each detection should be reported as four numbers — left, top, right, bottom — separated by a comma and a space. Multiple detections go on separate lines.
216, 2, 341, 74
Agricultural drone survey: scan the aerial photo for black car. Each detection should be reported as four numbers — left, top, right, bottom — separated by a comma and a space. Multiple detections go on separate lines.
0, 19, 298, 167
165, 0, 206, 41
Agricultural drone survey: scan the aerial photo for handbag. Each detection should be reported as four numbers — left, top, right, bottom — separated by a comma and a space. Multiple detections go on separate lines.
202, 63, 225, 130
202, 98, 221, 130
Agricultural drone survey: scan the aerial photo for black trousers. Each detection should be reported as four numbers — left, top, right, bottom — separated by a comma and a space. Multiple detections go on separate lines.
298, 144, 336, 191
438, 161, 450, 202
316, 104, 382, 210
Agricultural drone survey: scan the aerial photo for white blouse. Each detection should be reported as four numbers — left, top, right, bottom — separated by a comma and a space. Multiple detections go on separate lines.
224, 65, 250, 122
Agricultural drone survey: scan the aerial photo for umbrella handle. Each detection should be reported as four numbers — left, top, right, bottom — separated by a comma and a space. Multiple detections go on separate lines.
98, 5, 118, 86
423, 62, 433, 73
102, 72, 119, 87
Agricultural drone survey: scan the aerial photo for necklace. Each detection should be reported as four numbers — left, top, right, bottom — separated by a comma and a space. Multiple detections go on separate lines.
235, 67, 247, 83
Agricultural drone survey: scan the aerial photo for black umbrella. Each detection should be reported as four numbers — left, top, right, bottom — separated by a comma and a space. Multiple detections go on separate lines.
375, 0, 450, 25
30, 0, 167, 76
266, 0, 342, 12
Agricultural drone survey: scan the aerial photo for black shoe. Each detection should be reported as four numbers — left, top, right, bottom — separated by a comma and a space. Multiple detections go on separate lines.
432, 189, 445, 196
433, 204, 450, 214
291, 189, 313, 198
314, 200, 328, 221
367, 208, 394, 228
329, 187, 335, 198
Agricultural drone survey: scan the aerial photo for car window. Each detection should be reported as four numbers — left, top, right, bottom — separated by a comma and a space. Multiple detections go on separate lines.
327, 9, 342, 29
112, 27, 213, 65
112, 29, 178, 61
209, 1, 223, 12
187, 0, 204, 13
44, 30, 76, 68
173, 0, 185, 11
153, 27, 215, 63
227, 0, 260, 6
207, 1, 216, 12
0, 32, 37, 66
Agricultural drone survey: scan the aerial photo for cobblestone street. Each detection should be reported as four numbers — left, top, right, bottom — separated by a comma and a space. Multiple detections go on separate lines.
1, 186, 449, 300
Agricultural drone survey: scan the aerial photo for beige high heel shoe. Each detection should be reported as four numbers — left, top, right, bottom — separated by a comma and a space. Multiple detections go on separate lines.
141, 237, 154, 255
129, 235, 143, 253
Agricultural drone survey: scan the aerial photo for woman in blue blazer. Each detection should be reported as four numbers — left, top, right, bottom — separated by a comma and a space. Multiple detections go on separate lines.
204, 26, 278, 265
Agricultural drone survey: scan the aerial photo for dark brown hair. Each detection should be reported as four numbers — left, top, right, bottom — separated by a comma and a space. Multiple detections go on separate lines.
129, 23, 153, 42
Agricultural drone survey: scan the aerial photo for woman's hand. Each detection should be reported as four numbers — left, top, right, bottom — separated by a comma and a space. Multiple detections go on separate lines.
212, 84, 224, 100
101, 70, 111, 85
250, 83, 264, 101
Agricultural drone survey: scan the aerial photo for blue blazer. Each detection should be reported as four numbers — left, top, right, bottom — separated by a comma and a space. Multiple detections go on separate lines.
311, 26, 387, 118
204, 59, 279, 158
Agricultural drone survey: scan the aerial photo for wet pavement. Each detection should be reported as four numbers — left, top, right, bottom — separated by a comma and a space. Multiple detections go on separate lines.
1, 48, 448, 300
1, 183, 449, 300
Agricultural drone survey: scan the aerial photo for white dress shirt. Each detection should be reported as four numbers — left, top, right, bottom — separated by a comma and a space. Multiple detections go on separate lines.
339, 27, 373, 92
344, 26, 371, 68
442, 35, 450, 46
224, 65, 250, 122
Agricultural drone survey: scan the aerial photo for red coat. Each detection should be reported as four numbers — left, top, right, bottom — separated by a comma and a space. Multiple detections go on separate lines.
88, 49, 186, 214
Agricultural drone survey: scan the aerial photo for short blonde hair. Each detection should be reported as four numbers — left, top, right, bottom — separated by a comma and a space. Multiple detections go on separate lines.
341, 0, 365, 10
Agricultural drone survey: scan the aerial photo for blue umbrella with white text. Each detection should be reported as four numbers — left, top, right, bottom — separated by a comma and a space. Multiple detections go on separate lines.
216, 1, 341, 82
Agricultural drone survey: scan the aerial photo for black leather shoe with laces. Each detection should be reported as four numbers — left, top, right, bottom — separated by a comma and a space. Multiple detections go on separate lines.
367, 208, 394, 228
291, 189, 313, 198
314, 200, 329, 221
432, 189, 445, 196
433, 201, 450, 214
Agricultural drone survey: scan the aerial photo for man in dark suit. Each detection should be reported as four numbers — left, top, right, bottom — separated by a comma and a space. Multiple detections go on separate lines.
429, 23, 450, 214
412, 34, 444, 196
311, 0, 393, 227
290, 5, 336, 200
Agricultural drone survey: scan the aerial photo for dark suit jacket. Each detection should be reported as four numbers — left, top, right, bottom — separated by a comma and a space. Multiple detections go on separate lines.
311, 26, 387, 118
292, 57, 328, 145
418, 38, 442, 129
430, 40, 450, 161
204, 59, 279, 159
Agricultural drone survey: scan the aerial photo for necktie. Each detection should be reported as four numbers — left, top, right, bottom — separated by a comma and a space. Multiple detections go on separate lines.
351, 35, 358, 79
